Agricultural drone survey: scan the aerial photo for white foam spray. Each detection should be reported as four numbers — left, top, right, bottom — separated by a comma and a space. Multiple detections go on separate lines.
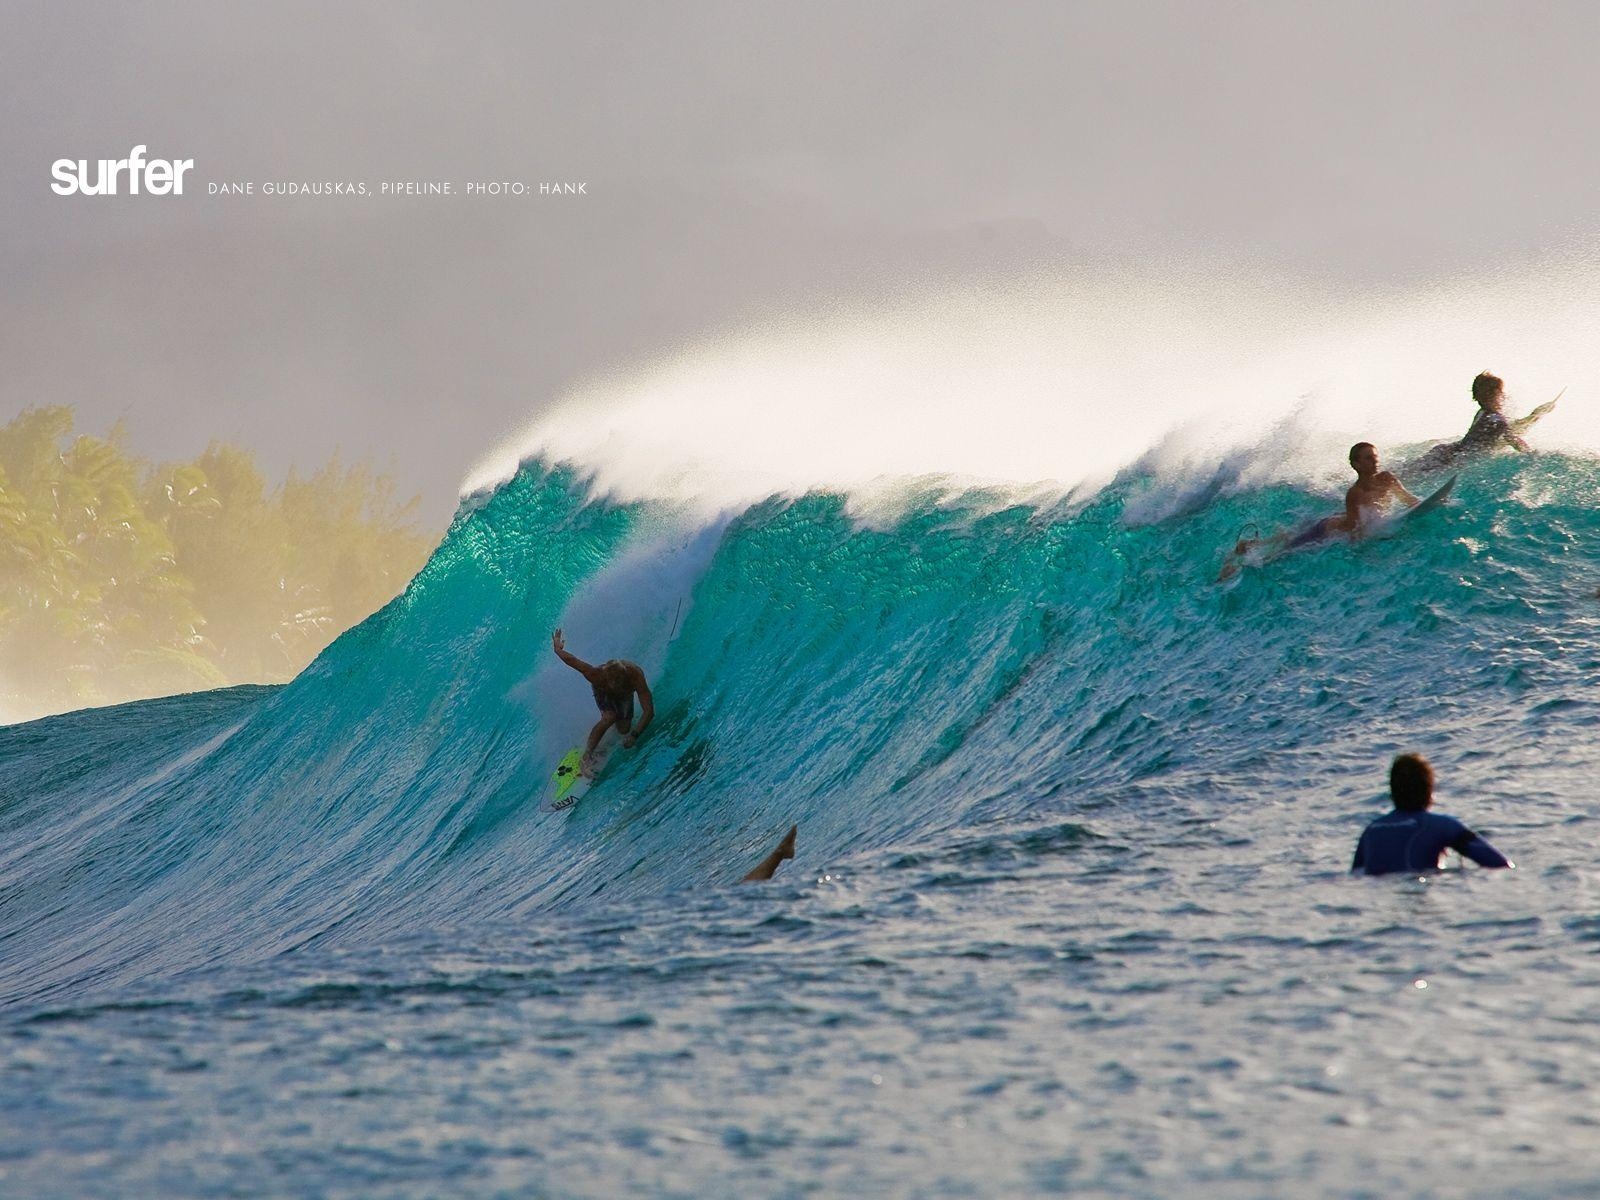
466, 255, 1600, 515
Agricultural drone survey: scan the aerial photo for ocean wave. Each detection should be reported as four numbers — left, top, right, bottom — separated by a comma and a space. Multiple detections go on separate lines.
5, 451, 1600, 1011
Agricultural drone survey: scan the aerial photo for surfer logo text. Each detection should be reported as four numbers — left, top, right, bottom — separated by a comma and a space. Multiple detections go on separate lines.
51, 146, 194, 196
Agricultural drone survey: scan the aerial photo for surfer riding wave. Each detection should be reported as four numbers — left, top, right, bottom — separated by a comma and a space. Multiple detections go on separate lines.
552, 629, 654, 770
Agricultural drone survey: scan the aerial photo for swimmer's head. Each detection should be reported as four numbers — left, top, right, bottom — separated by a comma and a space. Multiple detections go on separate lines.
1349, 442, 1378, 472
1472, 371, 1505, 410
1390, 753, 1435, 812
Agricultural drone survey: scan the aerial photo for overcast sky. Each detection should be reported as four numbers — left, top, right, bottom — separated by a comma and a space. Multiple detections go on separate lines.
4, 1, 1596, 521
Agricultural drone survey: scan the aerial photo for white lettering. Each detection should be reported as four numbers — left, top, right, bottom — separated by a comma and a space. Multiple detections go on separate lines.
260, 180, 365, 196
50, 146, 194, 197
145, 159, 174, 195
125, 145, 147, 194
380, 180, 451, 195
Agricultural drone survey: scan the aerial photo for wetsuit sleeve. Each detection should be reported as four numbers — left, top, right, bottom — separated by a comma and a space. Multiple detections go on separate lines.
1450, 827, 1511, 869
1351, 831, 1367, 873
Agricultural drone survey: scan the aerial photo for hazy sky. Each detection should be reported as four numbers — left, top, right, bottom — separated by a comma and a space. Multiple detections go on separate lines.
4, 1, 1596, 520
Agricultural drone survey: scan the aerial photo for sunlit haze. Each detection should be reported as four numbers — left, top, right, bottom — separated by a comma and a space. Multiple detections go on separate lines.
466, 256, 1600, 511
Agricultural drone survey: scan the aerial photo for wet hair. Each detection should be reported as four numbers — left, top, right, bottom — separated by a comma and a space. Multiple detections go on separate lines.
597, 660, 633, 693
1472, 372, 1504, 405
1390, 753, 1435, 812
1348, 442, 1375, 468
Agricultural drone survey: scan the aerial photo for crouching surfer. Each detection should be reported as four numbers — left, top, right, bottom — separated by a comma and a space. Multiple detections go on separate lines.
552, 629, 654, 773
1219, 442, 1419, 580
1351, 754, 1512, 875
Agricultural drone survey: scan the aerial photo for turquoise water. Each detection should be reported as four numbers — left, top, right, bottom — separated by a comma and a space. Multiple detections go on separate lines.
5, 455, 1600, 1197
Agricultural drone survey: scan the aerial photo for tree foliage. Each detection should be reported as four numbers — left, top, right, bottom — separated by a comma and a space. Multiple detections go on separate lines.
0, 408, 437, 722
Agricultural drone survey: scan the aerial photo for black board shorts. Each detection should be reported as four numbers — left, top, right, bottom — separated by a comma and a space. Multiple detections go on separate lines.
597, 693, 634, 726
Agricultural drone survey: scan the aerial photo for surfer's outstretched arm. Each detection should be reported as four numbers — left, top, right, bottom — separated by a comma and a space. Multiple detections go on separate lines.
1454, 830, 1512, 869
741, 825, 798, 883
552, 629, 598, 678
1515, 391, 1562, 434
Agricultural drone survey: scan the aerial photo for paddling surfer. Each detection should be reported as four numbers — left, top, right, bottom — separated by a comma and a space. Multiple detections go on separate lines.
1303, 441, 1420, 543
1220, 442, 1419, 579
1416, 371, 1558, 469
551, 629, 654, 769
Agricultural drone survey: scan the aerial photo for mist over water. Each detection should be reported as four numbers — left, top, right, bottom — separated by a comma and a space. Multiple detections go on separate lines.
467, 258, 1600, 511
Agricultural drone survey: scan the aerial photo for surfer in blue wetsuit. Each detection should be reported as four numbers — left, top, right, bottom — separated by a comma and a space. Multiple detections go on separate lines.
1351, 753, 1512, 876
551, 629, 654, 764
1219, 443, 1419, 579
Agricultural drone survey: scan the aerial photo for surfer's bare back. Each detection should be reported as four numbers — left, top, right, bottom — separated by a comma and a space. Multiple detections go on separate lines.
551, 629, 654, 756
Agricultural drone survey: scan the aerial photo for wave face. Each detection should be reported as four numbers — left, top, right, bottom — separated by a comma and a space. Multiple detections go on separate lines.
7, 452, 1600, 1195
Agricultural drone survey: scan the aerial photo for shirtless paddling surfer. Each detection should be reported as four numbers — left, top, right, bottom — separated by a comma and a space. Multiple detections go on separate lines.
1219, 442, 1419, 581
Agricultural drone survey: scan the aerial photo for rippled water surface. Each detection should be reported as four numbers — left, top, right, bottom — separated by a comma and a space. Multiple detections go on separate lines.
5, 459, 1600, 1197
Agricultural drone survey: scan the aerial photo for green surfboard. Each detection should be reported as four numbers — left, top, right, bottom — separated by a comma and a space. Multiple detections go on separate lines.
542, 740, 612, 812
545, 749, 588, 811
